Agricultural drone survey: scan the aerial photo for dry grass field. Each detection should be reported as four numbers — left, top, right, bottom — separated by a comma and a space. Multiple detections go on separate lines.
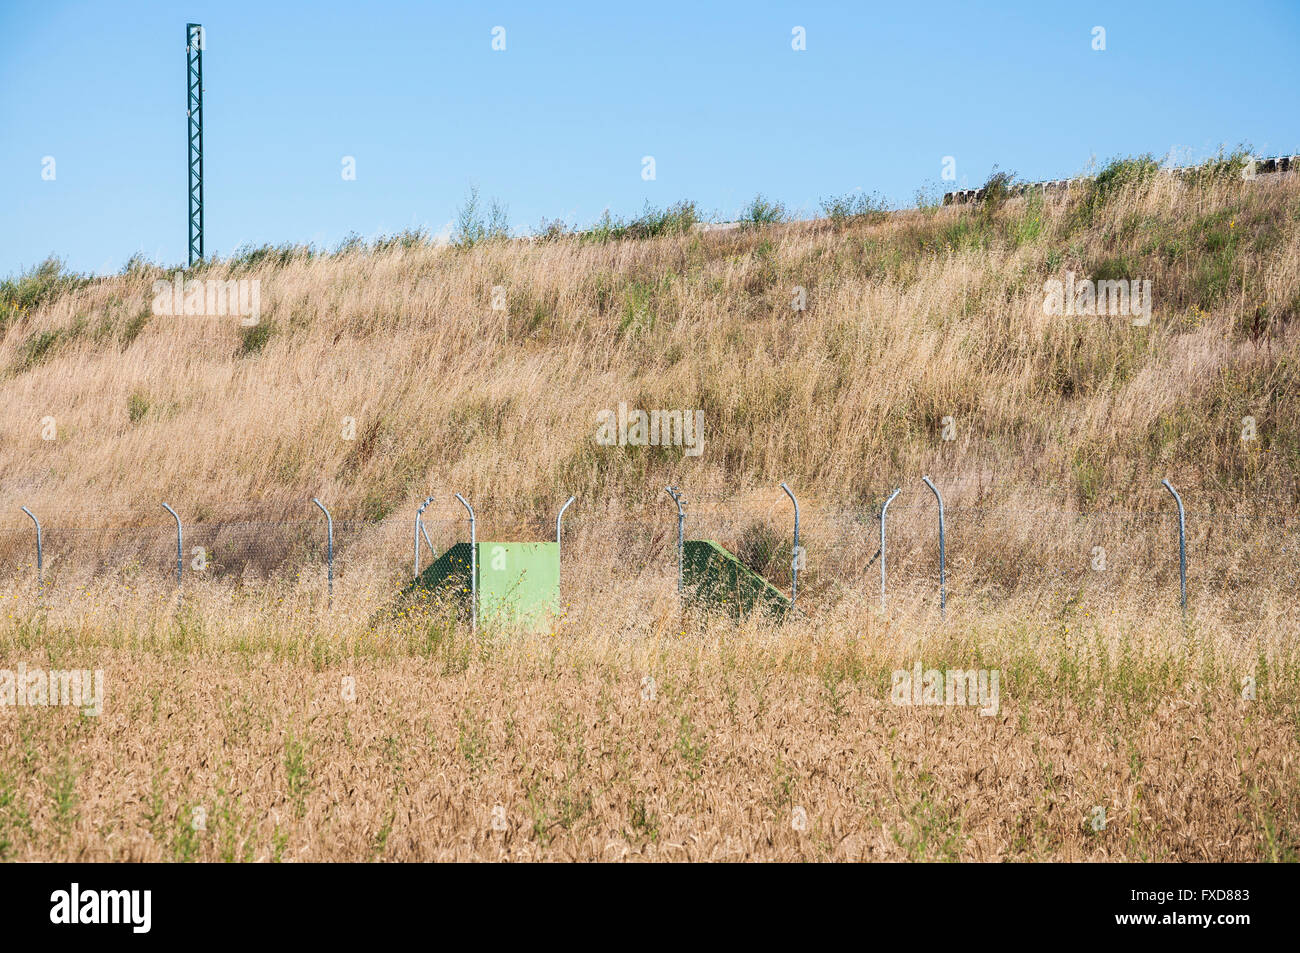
1, 592, 1296, 861
0, 156, 1297, 861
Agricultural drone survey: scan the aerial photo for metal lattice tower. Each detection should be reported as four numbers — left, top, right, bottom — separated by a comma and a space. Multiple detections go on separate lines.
186, 23, 204, 267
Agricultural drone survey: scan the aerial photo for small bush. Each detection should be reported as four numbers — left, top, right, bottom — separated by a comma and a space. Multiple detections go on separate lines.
120, 310, 150, 349
581, 201, 700, 243
15, 329, 63, 371
1187, 148, 1252, 187
333, 232, 364, 256
1092, 155, 1160, 202
372, 229, 428, 253
454, 186, 510, 248
0, 257, 90, 332
119, 253, 157, 277
533, 218, 573, 242
977, 167, 1018, 216
127, 389, 151, 423
819, 191, 888, 228
626, 200, 699, 238
228, 243, 312, 273
238, 320, 276, 356
584, 209, 626, 243
739, 194, 786, 229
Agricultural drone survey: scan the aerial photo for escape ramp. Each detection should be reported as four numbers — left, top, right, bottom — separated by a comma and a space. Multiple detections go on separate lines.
407, 490, 794, 629
408, 495, 573, 632
412, 538, 792, 625
681, 539, 792, 619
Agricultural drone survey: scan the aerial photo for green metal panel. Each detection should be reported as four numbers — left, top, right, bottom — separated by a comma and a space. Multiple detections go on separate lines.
682, 539, 791, 619
477, 542, 560, 631
409, 542, 560, 632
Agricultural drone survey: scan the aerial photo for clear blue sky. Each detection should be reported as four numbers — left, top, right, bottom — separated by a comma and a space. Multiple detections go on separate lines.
2, 0, 1297, 278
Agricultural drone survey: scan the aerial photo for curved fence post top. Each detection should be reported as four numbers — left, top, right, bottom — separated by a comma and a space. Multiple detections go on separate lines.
414, 496, 436, 581
920, 477, 946, 619
556, 495, 575, 541
879, 488, 902, 613
20, 506, 43, 586
160, 502, 182, 593
780, 483, 800, 608
312, 498, 334, 606
664, 487, 687, 596
556, 495, 576, 586
454, 493, 478, 634
1161, 479, 1188, 610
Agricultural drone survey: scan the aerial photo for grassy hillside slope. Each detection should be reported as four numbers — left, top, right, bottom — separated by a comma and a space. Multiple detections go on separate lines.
2, 161, 1297, 529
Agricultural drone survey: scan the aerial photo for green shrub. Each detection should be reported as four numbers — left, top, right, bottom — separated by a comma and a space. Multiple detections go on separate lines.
581, 201, 700, 243
1187, 148, 1252, 187
127, 389, 151, 423
819, 191, 888, 228
372, 228, 428, 253
15, 329, 63, 371
238, 320, 276, 356
0, 257, 90, 332
739, 194, 787, 228
979, 167, 1018, 211
533, 218, 572, 242
119, 253, 158, 277
626, 200, 699, 238
1092, 155, 1160, 203
228, 242, 312, 273
453, 186, 510, 248
333, 231, 364, 255
121, 310, 150, 349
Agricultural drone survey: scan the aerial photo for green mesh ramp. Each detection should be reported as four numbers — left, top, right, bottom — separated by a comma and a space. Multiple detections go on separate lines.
409, 542, 473, 594
683, 539, 791, 619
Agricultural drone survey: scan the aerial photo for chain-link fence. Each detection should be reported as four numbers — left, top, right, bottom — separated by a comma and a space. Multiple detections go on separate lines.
1, 486, 1295, 621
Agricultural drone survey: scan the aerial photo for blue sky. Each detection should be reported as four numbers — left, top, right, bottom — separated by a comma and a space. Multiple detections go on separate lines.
2, 0, 1297, 278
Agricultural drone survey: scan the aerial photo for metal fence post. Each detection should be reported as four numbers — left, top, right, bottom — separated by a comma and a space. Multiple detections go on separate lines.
420, 519, 436, 566
921, 477, 945, 620
312, 498, 333, 607
20, 506, 42, 593
780, 483, 800, 607
665, 487, 686, 595
454, 493, 477, 634
414, 497, 433, 581
1161, 479, 1187, 610
879, 488, 901, 612
556, 496, 575, 582
161, 503, 182, 601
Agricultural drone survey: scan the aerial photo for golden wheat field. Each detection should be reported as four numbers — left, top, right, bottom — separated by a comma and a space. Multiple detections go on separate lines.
1, 162, 1297, 861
